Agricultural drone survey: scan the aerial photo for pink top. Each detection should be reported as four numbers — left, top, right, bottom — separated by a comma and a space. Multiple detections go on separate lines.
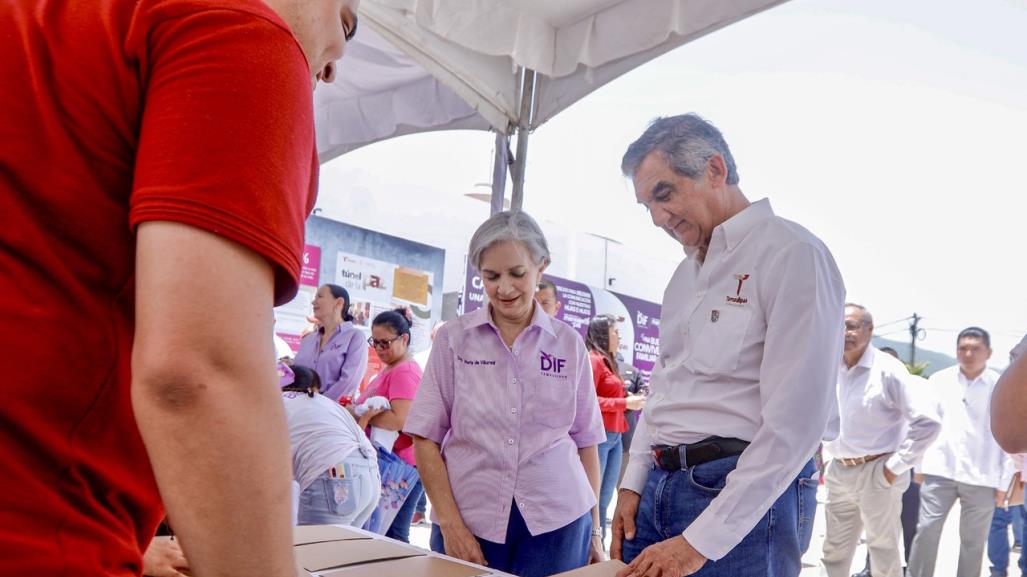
357, 360, 422, 466
404, 304, 605, 543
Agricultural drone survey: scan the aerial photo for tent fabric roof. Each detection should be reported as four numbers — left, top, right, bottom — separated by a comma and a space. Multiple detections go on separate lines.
315, 0, 787, 162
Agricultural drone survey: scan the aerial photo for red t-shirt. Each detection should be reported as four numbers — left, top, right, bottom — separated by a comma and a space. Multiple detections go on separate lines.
357, 360, 423, 466
0, 1, 317, 574
590, 351, 629, 433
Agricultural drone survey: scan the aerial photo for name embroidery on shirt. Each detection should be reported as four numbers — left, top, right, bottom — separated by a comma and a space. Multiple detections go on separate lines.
456, 354, 496, 366
726, 273, 751, 306
540, 350, 569, 379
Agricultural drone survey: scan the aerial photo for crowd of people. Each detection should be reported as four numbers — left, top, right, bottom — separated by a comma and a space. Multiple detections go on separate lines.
5, 2, 1027, 575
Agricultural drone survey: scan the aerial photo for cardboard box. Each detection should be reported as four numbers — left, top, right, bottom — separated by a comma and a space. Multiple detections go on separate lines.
320, 555, 492, 577
295, 538, 423, 572
294, 525, 371, 546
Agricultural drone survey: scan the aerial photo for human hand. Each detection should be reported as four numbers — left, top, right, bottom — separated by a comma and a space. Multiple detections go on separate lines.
588, 533, 606, 564
440, 522, 487, 566
616, 535, 706, 577
143, 537, 190, 577
357, 407, 386, 429
913, 473, 925, 485
625, 395, 646, 411
996, 489, 1008, 508
610, 489, 640, 561
882, 465, 897, 486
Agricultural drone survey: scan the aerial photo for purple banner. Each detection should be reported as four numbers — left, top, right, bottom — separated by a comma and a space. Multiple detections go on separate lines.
611, 291, 662, 383
462, 265, 660, 383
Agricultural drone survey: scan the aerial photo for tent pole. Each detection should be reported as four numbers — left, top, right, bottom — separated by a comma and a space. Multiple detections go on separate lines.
490, 131, 509, 215
510, 68, 537, 212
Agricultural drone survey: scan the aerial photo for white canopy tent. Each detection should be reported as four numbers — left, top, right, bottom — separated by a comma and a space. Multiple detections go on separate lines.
314, 0, 787, 211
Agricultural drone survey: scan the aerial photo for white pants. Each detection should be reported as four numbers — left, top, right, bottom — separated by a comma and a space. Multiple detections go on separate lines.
821, 457, 911, 577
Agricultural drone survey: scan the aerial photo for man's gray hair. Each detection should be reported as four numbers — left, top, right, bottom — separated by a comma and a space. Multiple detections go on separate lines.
621, 113, 739, 185
468, 210, 551, 271
845, 303, 874, 326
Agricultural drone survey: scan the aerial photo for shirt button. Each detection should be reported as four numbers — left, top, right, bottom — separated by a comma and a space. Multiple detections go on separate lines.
519, 502, 525, 509
512, 378, 518, 384
510, 408, 518, 414
508, 439, 515, 445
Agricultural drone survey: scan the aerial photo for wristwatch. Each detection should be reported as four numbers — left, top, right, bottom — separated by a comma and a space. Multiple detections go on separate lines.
591, 528, 603, 538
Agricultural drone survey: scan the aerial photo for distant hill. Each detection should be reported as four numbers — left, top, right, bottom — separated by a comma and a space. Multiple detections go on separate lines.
871, 337, 956, 377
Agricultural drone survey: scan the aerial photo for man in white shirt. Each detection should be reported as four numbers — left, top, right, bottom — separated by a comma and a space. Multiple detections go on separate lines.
610, 114, 846, 577
908, 327, 1013, 577
820, 304, 941, 577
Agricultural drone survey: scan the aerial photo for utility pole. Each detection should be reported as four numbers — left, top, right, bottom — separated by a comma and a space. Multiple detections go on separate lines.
909, 313, 922, 365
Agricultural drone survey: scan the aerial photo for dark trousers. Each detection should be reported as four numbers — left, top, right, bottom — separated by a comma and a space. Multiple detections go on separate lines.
430, 502, 591, 577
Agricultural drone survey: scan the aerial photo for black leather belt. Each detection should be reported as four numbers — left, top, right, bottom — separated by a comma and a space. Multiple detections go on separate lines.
652, 437, 750, 471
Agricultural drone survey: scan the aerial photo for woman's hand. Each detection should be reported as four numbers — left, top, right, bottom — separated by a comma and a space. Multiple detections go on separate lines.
589, 533, 606, 564
440, 522, 487, 566
357, 407, 386, 430
625, 394, 646, 411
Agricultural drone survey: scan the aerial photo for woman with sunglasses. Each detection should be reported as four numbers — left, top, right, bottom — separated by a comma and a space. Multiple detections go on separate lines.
352, 307, 424, 542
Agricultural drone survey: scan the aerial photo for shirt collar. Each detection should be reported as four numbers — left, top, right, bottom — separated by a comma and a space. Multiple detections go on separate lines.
466, 302, 556, 338
958, 367, 994, 387
318, 321, 351, 337
719, 198, 774, 253
858, 345, 876, 369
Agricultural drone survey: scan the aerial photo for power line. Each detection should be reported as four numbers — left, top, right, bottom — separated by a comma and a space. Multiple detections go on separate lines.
874, 316, 913, 330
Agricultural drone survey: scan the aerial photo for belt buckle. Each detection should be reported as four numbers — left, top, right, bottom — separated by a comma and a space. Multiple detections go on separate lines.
677, 444, 688, 469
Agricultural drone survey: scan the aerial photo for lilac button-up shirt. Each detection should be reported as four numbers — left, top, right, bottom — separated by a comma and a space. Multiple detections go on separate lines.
404, 304, 605, 543
293, 322, 368, 401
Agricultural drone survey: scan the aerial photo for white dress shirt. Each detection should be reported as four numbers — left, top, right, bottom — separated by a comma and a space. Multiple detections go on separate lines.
825, 346, 941, 475
918, 365, 1013, 490
622, 199, 846, 561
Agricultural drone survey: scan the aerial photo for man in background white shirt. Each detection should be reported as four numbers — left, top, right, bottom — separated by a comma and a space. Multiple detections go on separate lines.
611, 113, 846, 577
908, 327, 1013, 577
820, 304, 941, 577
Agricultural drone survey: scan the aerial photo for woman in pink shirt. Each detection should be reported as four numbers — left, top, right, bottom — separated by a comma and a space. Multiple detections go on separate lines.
353, 307, 423, 543
405, 211, 607, 577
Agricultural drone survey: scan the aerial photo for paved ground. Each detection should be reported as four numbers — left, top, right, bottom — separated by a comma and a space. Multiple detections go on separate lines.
406, 485, 1023, 576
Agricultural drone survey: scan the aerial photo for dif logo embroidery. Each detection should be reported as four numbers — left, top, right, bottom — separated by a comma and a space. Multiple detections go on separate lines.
540, 351, 569, 379
726, 274, 750, 306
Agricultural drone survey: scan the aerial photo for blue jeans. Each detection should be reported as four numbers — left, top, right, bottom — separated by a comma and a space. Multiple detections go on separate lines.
597, 430, 624, 536
431, 501, 591, 577
623, 456, 818, 576
988, 505, 1027, 576
297, 455, 380, 528
385, 477, 423, 543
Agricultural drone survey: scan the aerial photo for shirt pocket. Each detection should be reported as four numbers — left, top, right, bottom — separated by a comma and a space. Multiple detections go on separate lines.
689, 306, 753, 374
529, 377, 576, 429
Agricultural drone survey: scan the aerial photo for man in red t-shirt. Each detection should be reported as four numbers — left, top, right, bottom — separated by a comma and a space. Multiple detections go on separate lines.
0, 1, 358, 575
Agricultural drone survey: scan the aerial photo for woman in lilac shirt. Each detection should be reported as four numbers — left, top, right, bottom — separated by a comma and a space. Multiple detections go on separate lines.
405, 211, 606, 577
293, 284, 368, 401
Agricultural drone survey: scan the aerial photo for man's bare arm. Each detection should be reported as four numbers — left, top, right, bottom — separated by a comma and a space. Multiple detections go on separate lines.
993, 351, 1027, 453
132, 221, 295, 577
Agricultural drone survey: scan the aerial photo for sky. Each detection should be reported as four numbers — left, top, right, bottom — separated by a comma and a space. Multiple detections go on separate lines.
316, 0, 1027, 368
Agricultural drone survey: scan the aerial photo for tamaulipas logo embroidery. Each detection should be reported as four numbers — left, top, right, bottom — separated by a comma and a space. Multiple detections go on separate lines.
727, 274, 751, 306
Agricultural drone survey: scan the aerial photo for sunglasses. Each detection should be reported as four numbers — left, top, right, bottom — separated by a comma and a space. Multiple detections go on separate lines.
367, 335, 401, 349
